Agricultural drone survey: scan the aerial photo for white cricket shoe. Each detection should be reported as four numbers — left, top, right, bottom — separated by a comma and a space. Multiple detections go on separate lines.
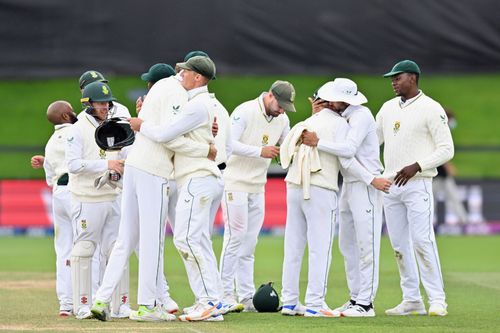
220, 302, 244, 314
129, 305, 176, 321
428, 303, 448, 316
341, 304, 376, 317
281, 302, 306, 316
182, 302, 199, 314
161, 297, 179, 314
58, 309, 73, 317
178, 301, 223, 322
111, 304, 131, 318
304, 307, 341, 318
204, 314, 225, 322
75, 306, 93, 320
334, 300, 355, 313
385, 300, 427, 316
241, 298, 257, 312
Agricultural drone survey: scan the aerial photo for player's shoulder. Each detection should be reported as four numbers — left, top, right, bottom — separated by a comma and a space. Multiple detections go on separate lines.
420, 93, 444, 110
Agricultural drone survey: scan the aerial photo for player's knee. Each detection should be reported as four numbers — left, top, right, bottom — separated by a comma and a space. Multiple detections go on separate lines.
71, 240, 95, 258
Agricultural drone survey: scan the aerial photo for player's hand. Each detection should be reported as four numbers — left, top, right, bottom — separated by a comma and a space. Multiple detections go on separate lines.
394, 162, 421, 187
261, 146, 280, 159
135, 96, 144, 115
128, 117, 143, 132
108, 159, 124, 175
207, 143, 217, 161
212, 116, 218, 137
30, 155, 45, 169
371, 177, 392, 193
301, 130, 319, 147
308, 97, 325, 114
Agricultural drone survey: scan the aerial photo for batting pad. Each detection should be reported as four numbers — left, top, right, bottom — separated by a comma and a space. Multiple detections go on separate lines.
71, 240, 95, 313
111, 262, 130, 315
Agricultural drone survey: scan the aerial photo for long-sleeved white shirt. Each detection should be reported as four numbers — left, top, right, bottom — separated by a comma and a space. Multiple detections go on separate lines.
376, 91, 454, 179
141, 86, 211, 143
317, 104, 383, 184
230, 93, 290, 158
43, 123, 72, 189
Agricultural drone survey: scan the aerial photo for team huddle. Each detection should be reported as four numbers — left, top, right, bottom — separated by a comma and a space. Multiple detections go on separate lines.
32, 51, 454, 322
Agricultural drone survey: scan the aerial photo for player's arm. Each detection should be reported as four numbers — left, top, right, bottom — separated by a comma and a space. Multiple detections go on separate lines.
375, 108, 385, 145
416, 106, 455, 171
42, 157, 56, 187
65, 127, 108, 174
132, 100, 208, 143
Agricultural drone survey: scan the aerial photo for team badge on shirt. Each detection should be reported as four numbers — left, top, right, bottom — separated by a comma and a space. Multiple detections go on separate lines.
99, 149, 106, 159
393, 121, 401, 135
81, 220, 87, 230
227, 192, 233, 201
262, 134, 269, 145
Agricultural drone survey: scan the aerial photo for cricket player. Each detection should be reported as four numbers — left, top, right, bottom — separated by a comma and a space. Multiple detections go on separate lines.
31, 101, 78, 316
301, 78, 391, 317
131, 56, 230, 322
280, 81, 373, 318
377, 60, 454, 316
79, 70, 131, 119
66, 82, 128, 319
91, 60, 215, 322
219, 80, 294, 312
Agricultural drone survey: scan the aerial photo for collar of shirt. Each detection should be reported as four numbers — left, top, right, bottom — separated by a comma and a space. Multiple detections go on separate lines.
399, 90, 422, 107
321, 108, 343, 118
341, 105, 356, 119
258, 92, 273, 121
54, 123, 72, 131
83, 112, 100, 128
187, 85, 208, 100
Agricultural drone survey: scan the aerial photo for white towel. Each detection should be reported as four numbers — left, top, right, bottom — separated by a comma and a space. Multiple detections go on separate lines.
280, 122, 321, 199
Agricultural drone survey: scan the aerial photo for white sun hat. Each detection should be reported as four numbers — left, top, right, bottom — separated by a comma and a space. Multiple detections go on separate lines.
316, 78, 367, 105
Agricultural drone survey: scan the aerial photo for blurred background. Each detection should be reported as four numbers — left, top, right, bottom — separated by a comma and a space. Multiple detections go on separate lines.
1, 0, 500, 235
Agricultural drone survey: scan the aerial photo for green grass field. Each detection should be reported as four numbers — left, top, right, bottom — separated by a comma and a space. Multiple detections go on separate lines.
1, 235, 499, 332
1, 74, 500, 179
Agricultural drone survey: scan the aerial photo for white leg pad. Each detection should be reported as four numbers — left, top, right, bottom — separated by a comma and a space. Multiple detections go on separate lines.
71, 240, 95, 314
111, 262, 130, 315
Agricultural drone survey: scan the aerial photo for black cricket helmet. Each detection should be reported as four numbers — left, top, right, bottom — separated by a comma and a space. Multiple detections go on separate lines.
253, 282, 281, 312
95, 117, 135, 151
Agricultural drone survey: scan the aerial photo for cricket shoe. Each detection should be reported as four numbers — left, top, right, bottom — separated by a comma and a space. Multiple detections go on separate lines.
334, 299, 356, 313
178, 301, 223, 322
304, 306, 341, 318
341, 304, 376, 317
428, 303, 448, 316
111, 304, 131, 319
75, 306, 93, 320
91, 300, 111, 321
161, 297, 179, 314
58, 309, 73, 317
241, 298, 257, 312
204, 314, 224, 322
220, 302, 244, 314
385, 300, 427, 316
183, 302, 199, 314
281, 303, 306, 316
129, 305, 176, 321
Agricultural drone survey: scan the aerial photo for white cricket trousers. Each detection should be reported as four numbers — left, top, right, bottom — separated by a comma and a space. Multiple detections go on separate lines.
71, 198, 120, 312
384, 178, 446, 305
220, 191, 265, 303
174, 176, 223, 304
281, 185, 337, 310
338, 181, 383, 306
53, 185, 73, 310
96, 165, 168, 306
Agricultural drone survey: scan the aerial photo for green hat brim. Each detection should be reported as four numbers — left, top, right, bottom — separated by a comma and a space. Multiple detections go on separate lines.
383, 70, 404, 78
140, 72, 152, 82
278, 100, 296, 112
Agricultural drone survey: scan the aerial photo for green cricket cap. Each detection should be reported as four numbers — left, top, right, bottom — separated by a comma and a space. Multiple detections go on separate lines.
79, 70, 107, 89
270, 80, 296, 112
177, 56, 216, 80
184, 50, 209, 62
383, 60, 421, 77
141, 63, 175, 83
